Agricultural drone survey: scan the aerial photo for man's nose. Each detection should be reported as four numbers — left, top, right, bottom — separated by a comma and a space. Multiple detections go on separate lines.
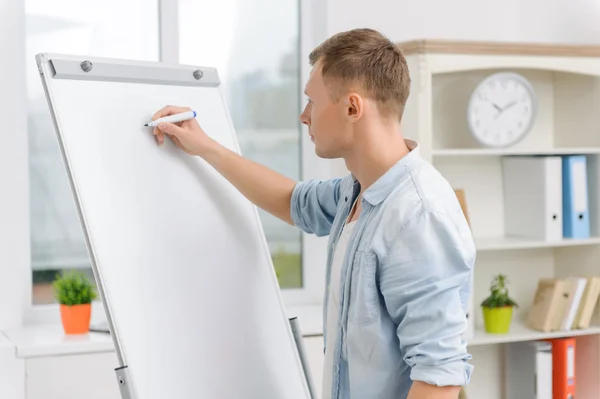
299, 111, 310, 126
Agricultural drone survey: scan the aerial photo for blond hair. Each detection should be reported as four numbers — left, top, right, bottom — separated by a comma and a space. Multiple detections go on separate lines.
309, 28, 411, 120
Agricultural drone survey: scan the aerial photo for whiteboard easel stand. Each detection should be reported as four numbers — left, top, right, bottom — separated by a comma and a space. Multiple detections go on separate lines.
36, 55, 315, 399
289, 317, 317, 398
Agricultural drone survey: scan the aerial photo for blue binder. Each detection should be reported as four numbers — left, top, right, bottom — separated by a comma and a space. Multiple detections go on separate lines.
562, 155, 590, 238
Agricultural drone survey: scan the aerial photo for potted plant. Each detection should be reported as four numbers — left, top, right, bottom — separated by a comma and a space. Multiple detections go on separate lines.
53, 270, 97, 334
481, 274, 518, 334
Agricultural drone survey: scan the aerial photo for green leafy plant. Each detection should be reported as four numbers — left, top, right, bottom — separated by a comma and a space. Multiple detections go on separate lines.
480, 274, 519, 309
52, 271, 97, 306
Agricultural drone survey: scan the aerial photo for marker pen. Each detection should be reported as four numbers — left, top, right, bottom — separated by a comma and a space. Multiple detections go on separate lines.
145, 110, 197, 127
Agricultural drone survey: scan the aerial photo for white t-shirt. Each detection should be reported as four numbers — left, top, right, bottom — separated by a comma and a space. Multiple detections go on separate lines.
321, 219, 357, 399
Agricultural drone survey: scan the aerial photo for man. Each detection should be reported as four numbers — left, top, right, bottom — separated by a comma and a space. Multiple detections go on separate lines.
152, 28, 474, 399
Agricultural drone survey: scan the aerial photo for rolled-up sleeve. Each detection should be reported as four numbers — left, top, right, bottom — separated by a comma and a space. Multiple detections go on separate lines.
380, 209, 475, 387
290, 178, 341, 237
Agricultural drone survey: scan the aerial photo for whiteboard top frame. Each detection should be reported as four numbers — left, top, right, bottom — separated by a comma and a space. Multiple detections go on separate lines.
36, 53, 220, 87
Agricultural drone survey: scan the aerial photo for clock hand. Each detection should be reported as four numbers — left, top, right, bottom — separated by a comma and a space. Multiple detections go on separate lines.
502, 101, 517, 111
494, 100, 518, 120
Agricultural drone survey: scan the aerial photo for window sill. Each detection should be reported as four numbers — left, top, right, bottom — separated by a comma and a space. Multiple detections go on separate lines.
2, 304, 323, 359
2, 324, 115, 358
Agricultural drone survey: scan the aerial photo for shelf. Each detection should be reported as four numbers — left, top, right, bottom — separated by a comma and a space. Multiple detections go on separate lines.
433, 147, 600, 157
469, 320, 600, 346
475, 236, 600, 251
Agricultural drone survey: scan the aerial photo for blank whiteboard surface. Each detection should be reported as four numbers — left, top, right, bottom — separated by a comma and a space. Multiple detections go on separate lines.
37, 53, 310, 399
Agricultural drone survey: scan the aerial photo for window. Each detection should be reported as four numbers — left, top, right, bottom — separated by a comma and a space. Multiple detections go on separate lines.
25, 0, 311, 311
25, 0, 159, 304
179, 0, 303, 289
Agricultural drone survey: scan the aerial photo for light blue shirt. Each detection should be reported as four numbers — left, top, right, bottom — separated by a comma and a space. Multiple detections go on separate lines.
290, 140, 475, 399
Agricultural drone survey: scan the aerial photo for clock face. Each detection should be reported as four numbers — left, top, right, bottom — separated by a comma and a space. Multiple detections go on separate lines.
467, 72, 536, 148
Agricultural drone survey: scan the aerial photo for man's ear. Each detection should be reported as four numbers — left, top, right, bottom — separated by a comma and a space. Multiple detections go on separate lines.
346, 93, 363, 122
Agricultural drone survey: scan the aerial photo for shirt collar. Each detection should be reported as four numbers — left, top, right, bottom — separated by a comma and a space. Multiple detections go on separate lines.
353, 139, 422, 206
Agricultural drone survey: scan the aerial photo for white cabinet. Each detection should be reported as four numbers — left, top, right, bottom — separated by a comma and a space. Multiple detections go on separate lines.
1, 324, 325, 399
22, 341, 323, 399
1, 318, 325, 399
25, 352, 120, 399
0, 334, 25, 399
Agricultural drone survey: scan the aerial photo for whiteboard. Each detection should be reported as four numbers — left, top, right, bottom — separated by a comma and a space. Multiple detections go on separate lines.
36, 53, 311, 399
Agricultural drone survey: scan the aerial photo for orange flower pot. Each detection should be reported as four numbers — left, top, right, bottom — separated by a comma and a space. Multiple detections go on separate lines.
60, 303, 91, 334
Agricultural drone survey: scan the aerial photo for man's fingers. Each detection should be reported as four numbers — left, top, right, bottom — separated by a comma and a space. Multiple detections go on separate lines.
158, 122, 185, 138
151, 105, 191, 147
151, 105, 192, 121
152, 126, 164, 145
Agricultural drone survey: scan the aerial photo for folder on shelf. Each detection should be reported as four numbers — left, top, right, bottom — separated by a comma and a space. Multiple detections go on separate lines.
562, 155, 590, 239
505, 341, 552, 399
545, 338, 576, 399
502, 156, 563, 241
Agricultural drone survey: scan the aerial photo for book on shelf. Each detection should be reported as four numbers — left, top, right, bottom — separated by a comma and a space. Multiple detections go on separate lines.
527, 276, 600, 332
454, 188, 471, 228
573, 276, 600, 329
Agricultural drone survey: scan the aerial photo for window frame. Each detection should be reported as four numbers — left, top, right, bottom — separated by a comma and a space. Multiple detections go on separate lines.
11, 0, 332, 327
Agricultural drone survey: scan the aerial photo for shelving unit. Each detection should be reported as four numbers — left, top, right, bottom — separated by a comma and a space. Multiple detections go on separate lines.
397, 39, 600, 399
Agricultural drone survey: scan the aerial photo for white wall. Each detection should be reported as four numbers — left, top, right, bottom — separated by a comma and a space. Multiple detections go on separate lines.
0, 0, 28, 330
326, 0, 600, 44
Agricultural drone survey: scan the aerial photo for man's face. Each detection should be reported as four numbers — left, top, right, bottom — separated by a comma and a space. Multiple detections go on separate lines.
299, 64, 353, 159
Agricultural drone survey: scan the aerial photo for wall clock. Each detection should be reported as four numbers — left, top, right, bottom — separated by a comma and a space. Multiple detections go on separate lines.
467, 72, 537, 148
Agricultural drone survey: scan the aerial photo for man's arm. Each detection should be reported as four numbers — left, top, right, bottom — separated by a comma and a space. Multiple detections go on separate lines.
407, 381, 461, 399
203, 143, 297, 225
289, 178, 342, 236
379, 209, 475, 398
153, 105, 341, 234
153, 105, 297, 225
